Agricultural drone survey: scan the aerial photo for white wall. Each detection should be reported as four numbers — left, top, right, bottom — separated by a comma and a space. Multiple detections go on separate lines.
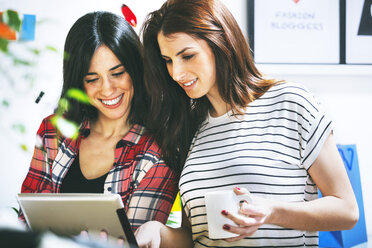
1, 0, 371, 239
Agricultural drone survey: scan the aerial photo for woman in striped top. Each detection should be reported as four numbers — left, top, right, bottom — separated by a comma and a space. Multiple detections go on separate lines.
136, 0, 359, 247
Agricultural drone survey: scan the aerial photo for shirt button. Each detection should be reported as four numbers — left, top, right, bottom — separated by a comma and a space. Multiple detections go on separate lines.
107, 187, 112, 192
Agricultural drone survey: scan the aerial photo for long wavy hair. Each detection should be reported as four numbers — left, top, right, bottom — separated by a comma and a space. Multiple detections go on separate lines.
141, 0, 277, 176
62, 11, 147, 126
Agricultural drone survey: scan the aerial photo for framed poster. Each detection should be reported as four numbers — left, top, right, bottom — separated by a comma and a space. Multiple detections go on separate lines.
346, 0, 372, 64
248, 0, 341, 64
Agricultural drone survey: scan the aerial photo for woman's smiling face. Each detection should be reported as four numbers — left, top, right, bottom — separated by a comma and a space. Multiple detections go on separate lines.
157, 32, 218, 100
83, 45, 133, 121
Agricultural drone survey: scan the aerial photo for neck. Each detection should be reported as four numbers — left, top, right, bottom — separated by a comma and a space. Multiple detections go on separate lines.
91, 115, 131, 139
207, 88, 230, 118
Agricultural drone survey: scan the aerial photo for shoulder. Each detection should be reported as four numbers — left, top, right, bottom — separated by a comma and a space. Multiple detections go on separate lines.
35, 114, 63, 153
37, 114, 58, 136
266, 81, 313, 99
259, 81, 320, 112
131, 124, 162, 155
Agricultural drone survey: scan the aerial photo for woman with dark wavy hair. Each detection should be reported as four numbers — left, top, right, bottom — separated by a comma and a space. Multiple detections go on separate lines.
20, 11, 177, 233
136, 0, 358, 247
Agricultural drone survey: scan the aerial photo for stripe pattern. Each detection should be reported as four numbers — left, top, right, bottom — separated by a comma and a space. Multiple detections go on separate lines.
21, 114, 178, 231
180, 82, 332, 247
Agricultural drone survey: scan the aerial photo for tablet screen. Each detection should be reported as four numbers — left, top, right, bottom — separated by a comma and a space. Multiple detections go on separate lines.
17, 193, 138, 247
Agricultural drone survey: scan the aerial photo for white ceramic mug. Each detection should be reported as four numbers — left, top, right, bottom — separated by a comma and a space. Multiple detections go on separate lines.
205, 189, 252, 239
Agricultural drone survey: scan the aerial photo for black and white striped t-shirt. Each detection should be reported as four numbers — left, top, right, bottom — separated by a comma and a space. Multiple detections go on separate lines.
179, 82, 333, 247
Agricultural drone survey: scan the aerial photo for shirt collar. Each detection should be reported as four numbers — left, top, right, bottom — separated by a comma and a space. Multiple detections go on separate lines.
79, 119, 145, 147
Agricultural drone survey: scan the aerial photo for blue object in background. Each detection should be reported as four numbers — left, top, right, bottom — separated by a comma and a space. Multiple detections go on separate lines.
20, 14, 36, 41
319, 144, 368, 248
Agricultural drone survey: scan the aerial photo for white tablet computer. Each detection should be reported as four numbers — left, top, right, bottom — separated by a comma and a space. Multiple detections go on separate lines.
17, 193, 138, 248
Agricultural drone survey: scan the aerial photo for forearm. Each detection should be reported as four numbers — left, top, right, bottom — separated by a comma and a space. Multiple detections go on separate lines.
268, 133, 359, 232
267, 196, 359, 231
160, 225, 193, 248
129, 161, 178, 226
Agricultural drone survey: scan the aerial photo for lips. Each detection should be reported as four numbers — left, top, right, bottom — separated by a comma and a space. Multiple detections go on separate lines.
183, 78, 197, 87
100, 94, 123, 106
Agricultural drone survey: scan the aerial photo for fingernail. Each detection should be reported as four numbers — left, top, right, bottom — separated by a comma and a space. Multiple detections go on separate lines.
80, 230, 89, 238
235, 187, 241, 190
221, 210, 228, 216
223, 224, 230, 230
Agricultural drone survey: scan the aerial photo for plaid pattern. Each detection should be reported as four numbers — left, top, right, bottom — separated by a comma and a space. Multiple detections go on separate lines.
21, 114, 178, 231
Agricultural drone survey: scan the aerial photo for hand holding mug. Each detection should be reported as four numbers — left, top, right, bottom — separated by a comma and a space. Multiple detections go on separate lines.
223, 187, 272, 242
204, 187, 253, 239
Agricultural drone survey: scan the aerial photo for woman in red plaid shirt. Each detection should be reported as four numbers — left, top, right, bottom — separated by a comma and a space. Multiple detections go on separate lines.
20, 11, 178, 233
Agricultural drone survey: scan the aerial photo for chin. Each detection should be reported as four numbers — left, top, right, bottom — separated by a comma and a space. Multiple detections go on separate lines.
187, 93, 205, 100
100, 110, 129, 121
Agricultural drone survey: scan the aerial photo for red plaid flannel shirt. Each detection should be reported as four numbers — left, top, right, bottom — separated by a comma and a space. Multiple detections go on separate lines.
21, 114, 178, 230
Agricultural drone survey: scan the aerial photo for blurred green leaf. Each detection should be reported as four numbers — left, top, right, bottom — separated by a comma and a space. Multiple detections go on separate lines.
56, 98, 69, 115
63, 51, 70, 61
0, 38, 9, 52
24, 73, 36, 81
66, 88, 90, 104
45, 45, 57, 52
2, 99, 9, 107
166, 219, 178, 225
36, 18, 52, 25
28, 48, 41, 55
13, 58, 34, 66
12, 123, 26, 133
1, 10, 21, 32
20, 144, 28, 151
51, 115, 79, 139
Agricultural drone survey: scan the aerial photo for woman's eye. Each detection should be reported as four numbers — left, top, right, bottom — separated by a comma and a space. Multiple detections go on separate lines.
112, 71, 125, 77
164, 58, 172, 64
85, 78, 98, 83
183, 54, 194, 60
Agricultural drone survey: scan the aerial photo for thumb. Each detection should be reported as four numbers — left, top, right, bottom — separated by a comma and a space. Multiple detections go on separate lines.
234, 186, 253, 204
151, 235, 161, 248
233, 186, 251, 195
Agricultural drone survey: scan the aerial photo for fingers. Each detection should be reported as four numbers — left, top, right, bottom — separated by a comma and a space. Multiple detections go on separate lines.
219, 187, 271, 240
223, 224, 259, 242
79, 229, 126, 247
79, 229, 90, 241
233, 187, 267, 218
220, 203, 265, 240
100, 229, 108, 241
80, 229, 89, 237
239, 201, 265, 217
117, 235, 125, 246
223, 221, 260, 235
224, 234, 246, 242
222, 210, 263, 227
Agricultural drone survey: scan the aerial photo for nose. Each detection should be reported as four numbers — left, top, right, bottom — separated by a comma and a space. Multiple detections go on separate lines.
171, 61, 187, 83
101, 76, 114, 96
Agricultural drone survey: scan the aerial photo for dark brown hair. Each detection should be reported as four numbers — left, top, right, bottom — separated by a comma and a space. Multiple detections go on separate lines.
62, 11, 148, 126
141, 0, 277, 176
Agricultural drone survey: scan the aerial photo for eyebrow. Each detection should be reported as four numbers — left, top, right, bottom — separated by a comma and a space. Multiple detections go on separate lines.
86, 64, 124, 76
161, 47, 193, 59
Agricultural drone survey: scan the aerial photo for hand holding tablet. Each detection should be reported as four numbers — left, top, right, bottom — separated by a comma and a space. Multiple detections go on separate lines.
17, 193, 139, 248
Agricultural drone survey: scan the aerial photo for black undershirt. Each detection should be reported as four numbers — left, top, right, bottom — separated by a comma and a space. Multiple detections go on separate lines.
60, 154, 109, 193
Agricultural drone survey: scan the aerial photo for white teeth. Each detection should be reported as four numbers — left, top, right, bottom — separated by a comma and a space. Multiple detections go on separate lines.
101, 94, 123, 106
184, 78, 197, 86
